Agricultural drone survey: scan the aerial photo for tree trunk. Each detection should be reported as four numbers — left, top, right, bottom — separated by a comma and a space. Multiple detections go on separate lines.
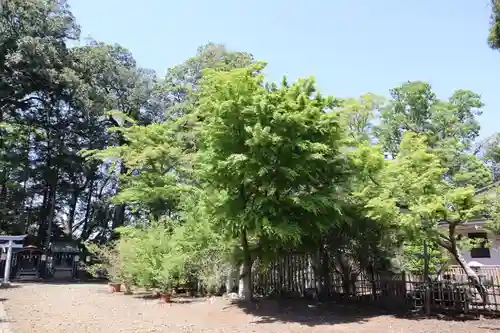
439, 238, 488, 304
336, 252, 352, 295
67, 186, 78, 237
112, 203, 126, 230
17, 155, 30, 234
423, 240, 430, 281
349, 272, 357, 296
238, 229, 253, 300
81, 179, 94, 240
452, 247, 488, 304
368, 264, 377, 299
225, 266, 238, 294
238, 263, 252, 300
45, 174, 57, 249
0, 173, 6, 225
423, 240, 431, 315
321, 247, 330, 296
310, 249, 324, 296
38, 124, 54, 246
37, 182, 50, 245
111, 136, 129, 231
307, 255, 314, 289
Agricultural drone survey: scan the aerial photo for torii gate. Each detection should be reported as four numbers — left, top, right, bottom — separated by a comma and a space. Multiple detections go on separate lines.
0, 235, 27, 284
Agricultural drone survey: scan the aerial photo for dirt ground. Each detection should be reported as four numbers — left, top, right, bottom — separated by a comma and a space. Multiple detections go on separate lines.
2, 283, 500, 333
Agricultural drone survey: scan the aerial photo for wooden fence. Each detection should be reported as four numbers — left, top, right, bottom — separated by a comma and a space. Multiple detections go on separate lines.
251, 253, 500, 315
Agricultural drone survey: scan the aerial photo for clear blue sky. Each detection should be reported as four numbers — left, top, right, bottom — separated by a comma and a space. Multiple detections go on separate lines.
70, 0, 499, 139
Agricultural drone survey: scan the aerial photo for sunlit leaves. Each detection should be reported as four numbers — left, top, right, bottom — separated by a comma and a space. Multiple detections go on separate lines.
85, 120, 192, 218
196, 64, 349, 253
358, 130, 495, 257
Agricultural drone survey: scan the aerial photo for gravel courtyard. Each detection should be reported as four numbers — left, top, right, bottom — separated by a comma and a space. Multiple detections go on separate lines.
2, 283, 500, 333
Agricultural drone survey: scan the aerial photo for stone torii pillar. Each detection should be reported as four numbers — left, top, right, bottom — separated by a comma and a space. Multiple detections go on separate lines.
0, 235, 27, 285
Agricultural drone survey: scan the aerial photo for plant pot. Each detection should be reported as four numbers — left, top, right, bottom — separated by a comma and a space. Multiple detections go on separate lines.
159, 292, 172, 303
109, 283, 122, 293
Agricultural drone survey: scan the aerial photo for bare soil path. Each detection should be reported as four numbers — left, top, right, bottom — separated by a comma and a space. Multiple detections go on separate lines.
1, 283, 500, 333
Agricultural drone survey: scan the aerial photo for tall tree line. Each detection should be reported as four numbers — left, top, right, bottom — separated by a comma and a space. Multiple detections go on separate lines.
2, 1, 500, 304
0, 0, 252, 245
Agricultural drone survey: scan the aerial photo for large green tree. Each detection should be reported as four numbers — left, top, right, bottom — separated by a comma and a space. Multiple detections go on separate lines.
195, 64, 349, 299
0, 0, 157, 243
0, 0, 82, 240
359, 132, 493, 303
357, 81, 494, 302
86, 43, 257, 224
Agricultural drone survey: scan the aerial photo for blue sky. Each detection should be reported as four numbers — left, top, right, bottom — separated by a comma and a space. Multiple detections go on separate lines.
70, 0, 499, 139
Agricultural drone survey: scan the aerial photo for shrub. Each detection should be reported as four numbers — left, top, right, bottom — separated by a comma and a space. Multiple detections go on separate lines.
84, 242, 123, 283
116, 222, 187, 292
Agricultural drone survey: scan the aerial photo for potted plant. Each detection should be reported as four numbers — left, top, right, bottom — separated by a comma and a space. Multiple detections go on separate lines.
122, 273, 135, 295
108, 277, 122, 293
117, 249, 136, 295
158, 283, 172, 302
106, 254, 124, 293
156, 269, 174, 303
84, 243, 123, 293
105, 258, 123, 293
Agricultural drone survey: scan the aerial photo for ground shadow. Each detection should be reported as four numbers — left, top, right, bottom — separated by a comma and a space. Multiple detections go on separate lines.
170, 298, 197, 304
393, 309, 500, 322
132, 292, 200, 304
394, 312, 478, 322
13, 279, 107, 286
0, 297, 11, 324
231, 298, 396, 327
231, 297, 500, 327
0, 284, 22, 290
479, 327, 500, 331
133, 292, 160, 300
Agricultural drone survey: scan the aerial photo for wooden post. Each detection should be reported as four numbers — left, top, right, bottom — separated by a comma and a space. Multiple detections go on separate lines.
3, 240, 13, 284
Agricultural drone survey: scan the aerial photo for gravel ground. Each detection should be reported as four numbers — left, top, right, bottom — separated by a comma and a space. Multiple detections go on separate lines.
2, 283, 500, 333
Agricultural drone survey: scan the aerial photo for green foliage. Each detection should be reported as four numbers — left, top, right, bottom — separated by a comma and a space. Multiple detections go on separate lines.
104, 193, 237, 293
85, 121, 192, 219
476, 133, 500, 181
84, 242, 123, 283
170, 190, 237, 292
196, 64, 348, 246
115, 222, 187, 292
375, 82, 483, 162
2, 0, 499, 300
339, 93, 385, 145
398, 240, 450, 275
489, 0, 500, 50
359, 132, 483, 239
357, 82, 495, 282
95, 72, 498, 296
482, 186, 500, 233
158, 43, 255, 121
